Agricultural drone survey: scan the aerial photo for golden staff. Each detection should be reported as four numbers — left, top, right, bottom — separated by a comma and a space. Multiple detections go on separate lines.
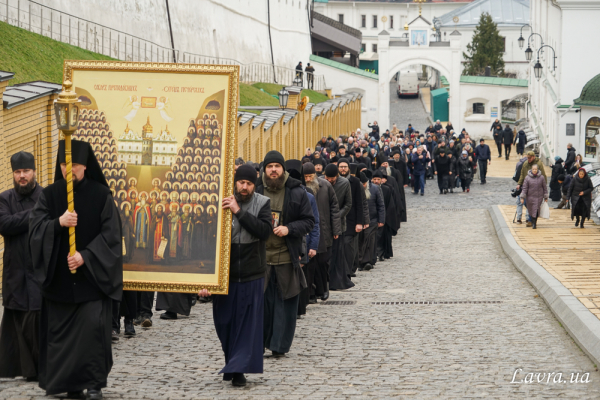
54, 81, 81, 274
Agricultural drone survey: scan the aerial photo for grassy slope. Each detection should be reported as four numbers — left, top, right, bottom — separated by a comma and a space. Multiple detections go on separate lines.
0, 21, 114, 85
252, 83, 330, 104
239, 83, 279, 107
0, 21, 296, 110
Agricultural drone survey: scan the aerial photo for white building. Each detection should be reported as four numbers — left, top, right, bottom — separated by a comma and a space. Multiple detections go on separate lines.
527, 0, 600, 164
118, 124, 142, 165
152, 127, 178, 166
435, 0, 531, 79
313, 0, 472, 56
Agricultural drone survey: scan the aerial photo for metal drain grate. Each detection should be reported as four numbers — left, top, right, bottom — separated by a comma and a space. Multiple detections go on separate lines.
320, 301, 356, 305
411, 208, 471, 212
372, 301, 502, 305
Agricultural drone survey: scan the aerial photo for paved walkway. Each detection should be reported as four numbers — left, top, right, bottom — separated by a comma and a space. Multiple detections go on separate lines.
2, 177, 600, 398
497, 204, 600, 322
389, 82, 430, 131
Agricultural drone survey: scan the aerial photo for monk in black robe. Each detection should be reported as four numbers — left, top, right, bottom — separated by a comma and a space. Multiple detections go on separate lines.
378, 173, 399, 260
389, 151, 408, 223
29, 140, 122, 399
0, 151, 43, 381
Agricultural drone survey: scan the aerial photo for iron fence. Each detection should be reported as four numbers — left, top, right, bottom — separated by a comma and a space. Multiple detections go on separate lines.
1, 0, 327, 91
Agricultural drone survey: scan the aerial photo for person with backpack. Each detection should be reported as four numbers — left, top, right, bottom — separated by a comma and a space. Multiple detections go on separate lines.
502, 125, 514, 160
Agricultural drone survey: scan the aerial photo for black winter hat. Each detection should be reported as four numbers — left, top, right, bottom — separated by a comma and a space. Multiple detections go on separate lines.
359, 171, 368, 183
234, 164, 257, 185
373, 170, 383, 179
325, 164, 339, 178
263, 150, 286, 171
338, 158, 350, 167
302, 162, 316, 175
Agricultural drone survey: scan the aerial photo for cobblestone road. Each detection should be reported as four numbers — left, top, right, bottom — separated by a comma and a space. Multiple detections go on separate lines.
389, 82, 431, 132
1, 177, 599, 399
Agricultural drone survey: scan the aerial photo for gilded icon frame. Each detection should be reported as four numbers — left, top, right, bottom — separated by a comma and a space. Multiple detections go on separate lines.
63, 60, 239, 294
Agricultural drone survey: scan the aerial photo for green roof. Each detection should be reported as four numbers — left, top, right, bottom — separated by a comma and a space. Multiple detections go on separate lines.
440, 76, 449, 86
574, 73, 600, 107
309, 55, 378, 80
459, 76, 529, 87
430, 88, 449, 98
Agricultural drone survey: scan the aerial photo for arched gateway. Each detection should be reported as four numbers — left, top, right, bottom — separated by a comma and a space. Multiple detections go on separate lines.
376, 15, 463, 128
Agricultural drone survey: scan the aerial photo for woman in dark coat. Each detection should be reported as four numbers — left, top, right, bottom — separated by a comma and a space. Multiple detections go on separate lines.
515, 130, 527, 156
549, 157, 565, 201
521, 164, 548, 229
567, 168, 594, 228
457, 150, 474, 193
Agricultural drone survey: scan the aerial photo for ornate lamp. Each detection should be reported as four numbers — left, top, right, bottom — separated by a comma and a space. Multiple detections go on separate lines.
533, 61, 543, 80
278, 88, 289, 109
53, 80, 81, 274
293, 77, 303, 87
518, 35, 525, 49
525, 46, 533, 61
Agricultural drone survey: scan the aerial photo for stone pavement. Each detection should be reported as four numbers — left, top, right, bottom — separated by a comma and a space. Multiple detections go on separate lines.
389, 82, 430, 132
2, 177, 600, 399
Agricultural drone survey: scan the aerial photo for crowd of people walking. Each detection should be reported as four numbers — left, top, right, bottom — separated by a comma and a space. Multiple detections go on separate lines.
0, 116, 597, 398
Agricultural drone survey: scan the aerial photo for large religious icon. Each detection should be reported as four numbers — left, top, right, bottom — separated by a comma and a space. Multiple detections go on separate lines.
64, 61, 238, 294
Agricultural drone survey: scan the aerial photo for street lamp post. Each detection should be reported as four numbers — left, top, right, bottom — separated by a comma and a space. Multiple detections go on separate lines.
525, 32, 544, 60
53, 81, 81, 274
278, 88, 289, 109
517, 24, 531, 49
533, 44, 558, 81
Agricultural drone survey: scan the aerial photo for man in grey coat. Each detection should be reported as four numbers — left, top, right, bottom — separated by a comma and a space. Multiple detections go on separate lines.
324, 164, 354, 290
302, 163, 342, 301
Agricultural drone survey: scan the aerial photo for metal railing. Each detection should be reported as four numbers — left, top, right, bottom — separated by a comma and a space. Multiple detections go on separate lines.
1, 0, 327, 91
1, 0, 177, 62
182, 53, 327, 91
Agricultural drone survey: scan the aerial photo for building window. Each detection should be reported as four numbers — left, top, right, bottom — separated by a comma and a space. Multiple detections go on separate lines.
373, 15, 377, 28
585, 117, 600, 158
390, 16, 394, 29
501, 37, 506, 52
361, 43, 366, 52
338, 14, 344, 24
361, 15, 366, 28
372, 44, 378, 53
473, 103, 485, 114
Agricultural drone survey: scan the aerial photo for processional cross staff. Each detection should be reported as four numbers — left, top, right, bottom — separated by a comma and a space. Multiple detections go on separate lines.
53, 81, 81, 274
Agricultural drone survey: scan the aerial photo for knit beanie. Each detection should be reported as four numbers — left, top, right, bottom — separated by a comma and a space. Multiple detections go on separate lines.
263, 150, 286, 171
325, 164, 339, 178
234, 164, 257, 185
302, 162, 316, 175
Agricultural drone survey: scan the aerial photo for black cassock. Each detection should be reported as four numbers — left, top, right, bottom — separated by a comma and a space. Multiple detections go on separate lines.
377, 183, 398, 259
389, 160, 408, 222
0, 184, 43, 379
29, 178, 122, 395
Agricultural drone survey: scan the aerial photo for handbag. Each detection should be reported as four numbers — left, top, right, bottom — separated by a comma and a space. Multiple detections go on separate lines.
540, 201, 550, 219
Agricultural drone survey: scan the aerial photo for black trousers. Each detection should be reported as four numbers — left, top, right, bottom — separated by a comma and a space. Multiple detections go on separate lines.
137, 291, 155, 318
437, 174, 448, 191
461, 178, 472, 190
112, 291, 137, 331
495, 142, 502, 156
304, 256, 318, 298
478, 160, 488, 182
504, 144, 511, 159
314, 247, 331, 296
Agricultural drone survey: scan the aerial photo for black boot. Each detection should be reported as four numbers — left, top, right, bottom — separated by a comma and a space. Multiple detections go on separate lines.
124, 319, 136, 337
87, 389, 103, 400
532, 217, 537, 229
575, 217, 580, 227
232, 373, 247, 387
581, 219, 585, 229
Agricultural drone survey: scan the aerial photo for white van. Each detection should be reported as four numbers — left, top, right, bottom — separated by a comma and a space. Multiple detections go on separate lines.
397, 70, 419, 98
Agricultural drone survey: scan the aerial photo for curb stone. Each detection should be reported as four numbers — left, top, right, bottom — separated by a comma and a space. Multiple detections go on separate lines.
490, 204, 600, 367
